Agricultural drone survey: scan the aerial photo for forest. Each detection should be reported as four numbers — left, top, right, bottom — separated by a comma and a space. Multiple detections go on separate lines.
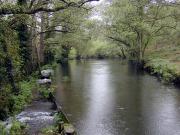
0, 0, 180, 135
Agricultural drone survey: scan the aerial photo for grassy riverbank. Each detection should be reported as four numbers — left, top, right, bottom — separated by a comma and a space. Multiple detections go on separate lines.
144, 45, 180, 84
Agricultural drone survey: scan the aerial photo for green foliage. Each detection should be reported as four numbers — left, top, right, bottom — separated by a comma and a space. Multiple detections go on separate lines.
0, 19, 21, 82
38, 84, 55, 99
69, 48, 77, 59
0, 123, 6, 135
39, 86, 50, 99
54, 112, 63, 124
0, 85, 11, 120
9, 120, 26, 135
9, 78, 35, 114
145, 58, 177, 82
105, 0, 179, 62
41, 126, 58, 135
81, 39, 122, 58
41, 64, 54, 70
15, 14, 31, 75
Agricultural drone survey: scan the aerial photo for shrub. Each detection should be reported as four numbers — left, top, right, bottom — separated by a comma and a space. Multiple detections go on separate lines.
10, 78, 35, 114
0, 123, 6, 135
39, 86, 50, 99
41, 126, 58, 135
145, 58, 176, 82
0, 85, 11, 120
9, 120, 26, 135
38, 85, 55, 99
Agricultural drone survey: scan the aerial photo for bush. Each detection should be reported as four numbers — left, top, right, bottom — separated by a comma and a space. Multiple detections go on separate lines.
0, 85, 11, 120
54, 112, 63, 124
38, 85, 55, 99
68, 48, 77, 59
145, 58, 176, 82
41, 126, 58, 135
80, 39, 122, 58
39, 86, 50, 99
41, 63, 57, 70
0, 123, 6, 135
10, 78, 35, 114
9, 120, 26, 135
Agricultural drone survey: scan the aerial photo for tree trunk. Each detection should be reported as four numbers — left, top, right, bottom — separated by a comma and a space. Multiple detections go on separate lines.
2, 44, 19, 94
39, 11, 45, 65
137, 31, 143, 63
5, 58, 19, 94
30, 14, 39, 70
17, 0, 31, 75
121, 48, 126, 59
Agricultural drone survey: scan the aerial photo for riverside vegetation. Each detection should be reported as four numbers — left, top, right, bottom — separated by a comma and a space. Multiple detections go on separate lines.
0, 0, 180, 134
0, 0, 100, 123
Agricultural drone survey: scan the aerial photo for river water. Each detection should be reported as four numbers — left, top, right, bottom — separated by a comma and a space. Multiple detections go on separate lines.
55, 60, 180, 135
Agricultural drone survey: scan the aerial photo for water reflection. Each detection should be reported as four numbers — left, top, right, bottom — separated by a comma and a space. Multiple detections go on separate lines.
56, 60, 180, 135
79, 61, 115, 135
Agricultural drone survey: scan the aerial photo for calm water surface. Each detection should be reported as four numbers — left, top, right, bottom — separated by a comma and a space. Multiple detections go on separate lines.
55, 60, 180, 135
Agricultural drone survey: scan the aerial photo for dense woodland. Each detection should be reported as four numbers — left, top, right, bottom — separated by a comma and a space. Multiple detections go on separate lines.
0, 0, 180, 128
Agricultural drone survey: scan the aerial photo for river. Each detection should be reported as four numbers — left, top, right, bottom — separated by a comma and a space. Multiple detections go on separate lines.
55, 60, 180, 135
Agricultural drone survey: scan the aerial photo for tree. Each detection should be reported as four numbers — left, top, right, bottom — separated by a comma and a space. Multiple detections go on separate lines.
0, 0, 99, 15
45, 4, 91, 62
105, 0, 179, 63
0, 20, 20, 94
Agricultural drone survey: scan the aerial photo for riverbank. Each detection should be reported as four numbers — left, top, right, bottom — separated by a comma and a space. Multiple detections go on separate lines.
59, 55, 180, 86
0, 63, 77, 135
144, 45, 180, 86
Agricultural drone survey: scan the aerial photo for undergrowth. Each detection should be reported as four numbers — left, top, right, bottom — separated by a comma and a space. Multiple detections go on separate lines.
145, 58, 178, 82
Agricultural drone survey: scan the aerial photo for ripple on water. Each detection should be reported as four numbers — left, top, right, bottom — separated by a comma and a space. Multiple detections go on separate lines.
16, 111, 54, 123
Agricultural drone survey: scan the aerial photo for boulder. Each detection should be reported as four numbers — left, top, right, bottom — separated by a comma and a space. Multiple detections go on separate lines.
63, 123, 75, 135
37, 79, 52, 85
41, 69, 54, 78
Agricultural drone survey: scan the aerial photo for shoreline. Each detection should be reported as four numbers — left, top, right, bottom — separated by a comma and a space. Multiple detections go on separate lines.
0, 64, 77, 135
59, 58, 180, 87
143, 59, 180, 87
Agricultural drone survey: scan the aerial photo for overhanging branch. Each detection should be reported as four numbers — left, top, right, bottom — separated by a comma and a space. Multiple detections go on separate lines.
107, 36, 131, 47
0, 0, 99, 15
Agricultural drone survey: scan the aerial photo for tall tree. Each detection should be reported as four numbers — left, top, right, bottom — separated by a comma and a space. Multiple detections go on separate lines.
0, 20, 20, 94
105, 0, 179, 63
16, 0, 31, 74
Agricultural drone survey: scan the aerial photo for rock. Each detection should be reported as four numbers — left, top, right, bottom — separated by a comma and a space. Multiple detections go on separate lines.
63, 123, 75, 135
41, 69, 54, 78
37, 79, 52, 85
